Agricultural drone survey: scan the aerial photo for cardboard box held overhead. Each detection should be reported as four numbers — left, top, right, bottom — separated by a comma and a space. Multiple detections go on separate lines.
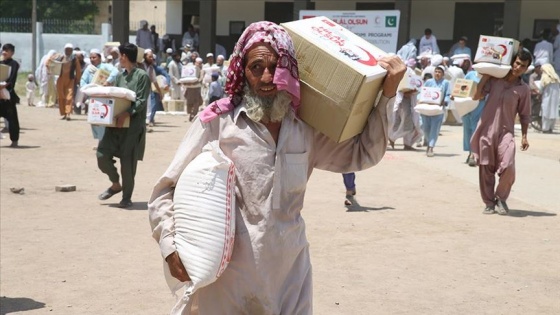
398, 69, 423, 92
451, 79, 476, 98
87, 97, 131, 127
281, 16, 387, 143
474, 35, 519, 65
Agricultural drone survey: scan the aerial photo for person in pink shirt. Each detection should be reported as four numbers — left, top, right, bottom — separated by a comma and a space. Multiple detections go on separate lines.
471, 49, 532, 215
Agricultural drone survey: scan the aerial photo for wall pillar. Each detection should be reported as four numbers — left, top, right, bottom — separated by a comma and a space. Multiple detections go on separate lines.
294, 0, 312, 21
503, 0, 521, 39
395, 0, 412, 50
113, 0, 130, 44
199, 0, 216, 56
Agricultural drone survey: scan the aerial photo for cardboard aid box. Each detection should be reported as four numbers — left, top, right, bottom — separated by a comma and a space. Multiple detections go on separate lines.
474, 35, 519, 65
0, 64, 11, 81
451, 79, 476, 98
87, 97, 131, 127
398, 70, 423, 92
419, 87, 443, 105
281, 16, 387, 143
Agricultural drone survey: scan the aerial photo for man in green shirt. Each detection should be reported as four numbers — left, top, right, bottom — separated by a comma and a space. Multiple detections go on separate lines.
97, 43, 151, 208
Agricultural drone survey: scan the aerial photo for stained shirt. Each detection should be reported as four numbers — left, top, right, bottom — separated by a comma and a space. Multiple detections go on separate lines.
470, 77, 531, 169
149, 95, 393, 314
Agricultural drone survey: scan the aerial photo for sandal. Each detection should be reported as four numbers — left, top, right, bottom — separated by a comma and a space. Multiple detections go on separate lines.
98, 187, 122, 200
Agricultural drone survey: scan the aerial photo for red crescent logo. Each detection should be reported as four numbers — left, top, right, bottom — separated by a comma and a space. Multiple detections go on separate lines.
375, 16, 381, 24
432, 92, 440, 100
498, 44, 507, 57
102, 104, 109, 117
356, 46, 378, 66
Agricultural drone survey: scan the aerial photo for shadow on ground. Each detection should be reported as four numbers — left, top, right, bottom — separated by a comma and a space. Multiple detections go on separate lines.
0, 296, 46, 315
508, 209, 557, 218
1, 145, 41, 149
105, 201, 149, 211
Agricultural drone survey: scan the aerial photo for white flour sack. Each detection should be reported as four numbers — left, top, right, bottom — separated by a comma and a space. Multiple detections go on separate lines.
415, 103, 444, 116
164, 140, 236, 315
472, 62, 511, 78
453, 97, 480, 117
80, 84, 136, 101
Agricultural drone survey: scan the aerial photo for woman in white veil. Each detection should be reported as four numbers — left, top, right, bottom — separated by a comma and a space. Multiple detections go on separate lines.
35, 50, 57, 107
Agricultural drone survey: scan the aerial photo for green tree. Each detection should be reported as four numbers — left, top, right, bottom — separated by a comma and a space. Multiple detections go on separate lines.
0, 0, 99, 21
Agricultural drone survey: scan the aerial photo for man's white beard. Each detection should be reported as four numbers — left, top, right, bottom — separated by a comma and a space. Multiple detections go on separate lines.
243, 85, 292, 124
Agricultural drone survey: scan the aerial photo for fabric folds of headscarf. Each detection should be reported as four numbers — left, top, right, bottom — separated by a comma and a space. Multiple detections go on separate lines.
541, 63, 560, 87
200, 21, 300, 123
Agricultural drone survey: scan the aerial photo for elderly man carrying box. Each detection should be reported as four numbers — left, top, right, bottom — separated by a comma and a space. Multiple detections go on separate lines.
149, 21, 405, 314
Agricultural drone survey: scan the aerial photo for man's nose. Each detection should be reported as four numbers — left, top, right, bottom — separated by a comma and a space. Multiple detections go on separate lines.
261, 67, 273, 83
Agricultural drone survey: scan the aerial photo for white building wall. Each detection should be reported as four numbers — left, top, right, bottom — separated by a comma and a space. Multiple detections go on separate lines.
520, 0, 559, 40
166, 1, 183, 35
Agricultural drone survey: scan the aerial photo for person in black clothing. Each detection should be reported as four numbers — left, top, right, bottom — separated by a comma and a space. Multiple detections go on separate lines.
0, 43, 20, 147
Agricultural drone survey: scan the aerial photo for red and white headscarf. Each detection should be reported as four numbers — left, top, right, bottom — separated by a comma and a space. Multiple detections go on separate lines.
200, 21, 300, 123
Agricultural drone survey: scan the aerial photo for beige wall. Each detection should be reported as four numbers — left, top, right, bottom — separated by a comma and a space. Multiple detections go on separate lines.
520, 1, 559, 40
128, 0, 559, 40
130, 0, 168, 34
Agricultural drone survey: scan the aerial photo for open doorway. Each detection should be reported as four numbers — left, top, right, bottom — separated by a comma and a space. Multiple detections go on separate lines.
453, 2, 504, 56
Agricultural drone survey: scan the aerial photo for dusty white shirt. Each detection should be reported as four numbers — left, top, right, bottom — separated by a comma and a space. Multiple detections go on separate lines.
149, 95, 393, 314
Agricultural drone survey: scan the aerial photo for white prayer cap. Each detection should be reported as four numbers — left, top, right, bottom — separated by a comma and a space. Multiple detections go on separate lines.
144, 48, 153, 54
206, 53, 214, 58
417, 52, 432, 60
451, 53, 470, 61
64, 43, 74, 49
166, 48, 173, 54
217, 54, 224, 60
140, 20, 148, 28
89, 48, 102, 56
431, 54, 443, 66
195, 57, 203, 63
453, 58, 464, 66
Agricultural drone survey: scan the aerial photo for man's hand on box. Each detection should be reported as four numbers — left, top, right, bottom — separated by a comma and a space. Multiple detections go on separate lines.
115, 111, 130, 128
379, 56, 406, 98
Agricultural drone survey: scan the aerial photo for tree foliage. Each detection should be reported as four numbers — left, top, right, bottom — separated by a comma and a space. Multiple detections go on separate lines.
0, 0, 100, 21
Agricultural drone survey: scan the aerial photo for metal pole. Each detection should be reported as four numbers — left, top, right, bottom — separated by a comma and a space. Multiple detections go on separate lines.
32, 0, 37, 71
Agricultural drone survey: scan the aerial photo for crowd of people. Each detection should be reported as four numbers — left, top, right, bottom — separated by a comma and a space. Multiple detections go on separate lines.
1, 19, 559, 314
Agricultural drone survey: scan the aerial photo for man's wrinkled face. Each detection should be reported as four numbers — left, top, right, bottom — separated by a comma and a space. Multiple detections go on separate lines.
244, 43, 278, 98
145, 51, 155, 65
65, 48, 73, 56
511, 57, 530, 78
90, 53, 101, 66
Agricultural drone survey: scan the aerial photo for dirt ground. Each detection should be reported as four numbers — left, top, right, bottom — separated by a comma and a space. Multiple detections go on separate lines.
1, 104, 559, 315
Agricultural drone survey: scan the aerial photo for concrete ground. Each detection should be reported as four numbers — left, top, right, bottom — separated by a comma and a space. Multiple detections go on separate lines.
1, 104, 559, 314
